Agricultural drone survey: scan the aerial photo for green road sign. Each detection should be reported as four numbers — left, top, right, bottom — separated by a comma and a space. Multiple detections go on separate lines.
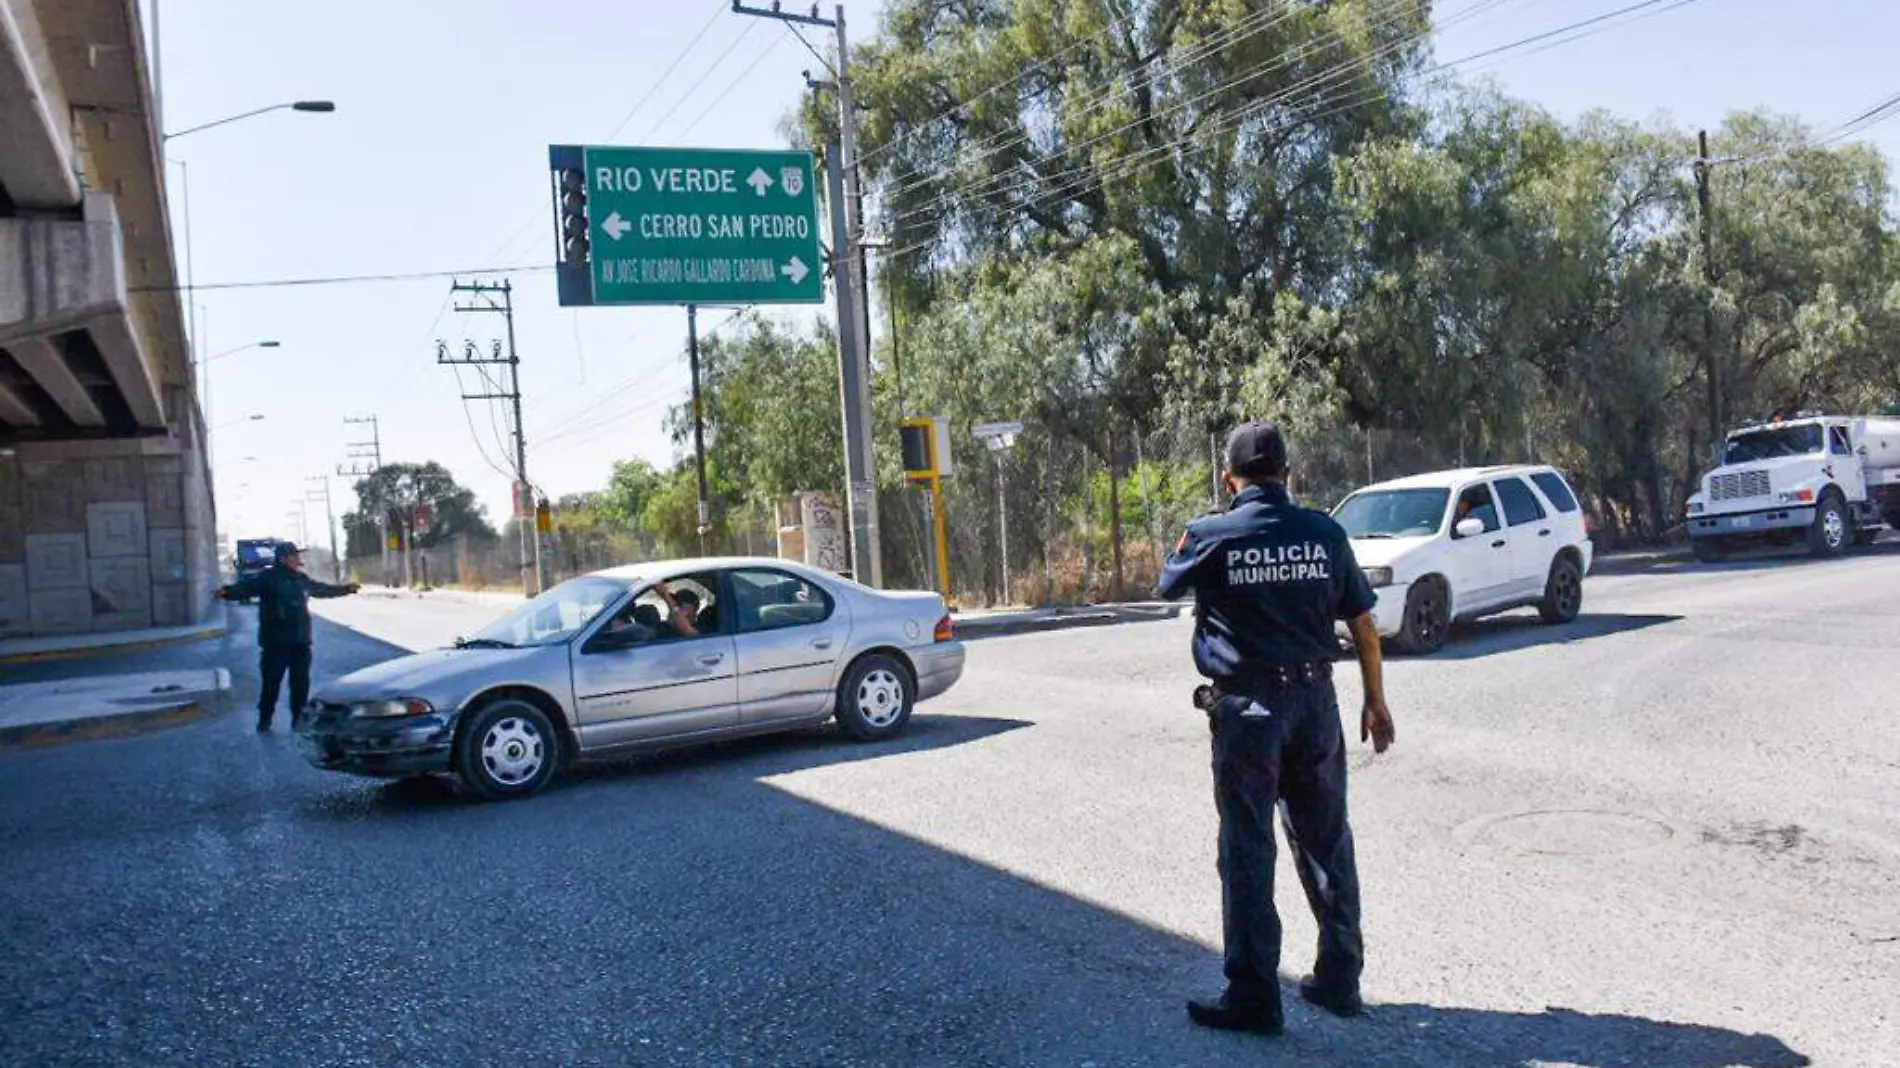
549, 145, 823, 307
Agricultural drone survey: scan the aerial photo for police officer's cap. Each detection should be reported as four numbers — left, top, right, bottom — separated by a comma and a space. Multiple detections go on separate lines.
276, 542, 304, 557
1225, 421, 1287, 479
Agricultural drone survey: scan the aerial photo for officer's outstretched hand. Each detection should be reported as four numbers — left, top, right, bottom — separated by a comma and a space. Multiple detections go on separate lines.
1361, 700, 1396, 753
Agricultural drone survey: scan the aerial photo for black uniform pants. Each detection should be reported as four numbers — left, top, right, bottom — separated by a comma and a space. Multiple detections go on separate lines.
1209, 676, 1363, 1009
258, 643, 313, 723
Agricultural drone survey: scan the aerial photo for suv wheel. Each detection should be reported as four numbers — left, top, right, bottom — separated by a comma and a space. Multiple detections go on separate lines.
1538, 555, 1584, 624
456, 699, 560, 801
1809, 494, 1850, 558
1393, 579, 1449, 655
836, 654, 914, 742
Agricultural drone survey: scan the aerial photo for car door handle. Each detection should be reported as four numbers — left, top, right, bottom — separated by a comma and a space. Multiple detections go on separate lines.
811, 638, 834, 650
1539, 529, 1552, 537
1490, 539, 1507, 549
696, 653, 726, 666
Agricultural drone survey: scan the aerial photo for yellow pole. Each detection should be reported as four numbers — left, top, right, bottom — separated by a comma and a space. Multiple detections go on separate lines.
931, 474, 953, 606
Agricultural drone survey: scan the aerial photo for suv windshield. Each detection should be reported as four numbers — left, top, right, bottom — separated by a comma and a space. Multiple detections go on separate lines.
1334, 488, 1450, 539
467, 576, 626, 648
1725, 425, 1822, 463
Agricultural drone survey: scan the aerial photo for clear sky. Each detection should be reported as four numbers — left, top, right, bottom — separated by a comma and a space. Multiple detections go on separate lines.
147, 0, 1897, 546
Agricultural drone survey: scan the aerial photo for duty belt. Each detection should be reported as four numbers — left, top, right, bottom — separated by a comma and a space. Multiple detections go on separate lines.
1225, 661, 1334, 689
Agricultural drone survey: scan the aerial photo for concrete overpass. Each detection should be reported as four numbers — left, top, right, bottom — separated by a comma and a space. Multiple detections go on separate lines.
0, 0, 217, 640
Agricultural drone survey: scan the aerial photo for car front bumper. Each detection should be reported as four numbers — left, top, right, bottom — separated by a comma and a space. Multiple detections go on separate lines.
294, 702, 456, 778
1688, 505, 1816, 538
1367, 583, 1409, 638
913, 641, 967, 701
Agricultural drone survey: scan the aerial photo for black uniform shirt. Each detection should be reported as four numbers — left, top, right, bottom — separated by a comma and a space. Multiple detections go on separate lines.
223, 565, 352, 647
1156, 482, 1377, 679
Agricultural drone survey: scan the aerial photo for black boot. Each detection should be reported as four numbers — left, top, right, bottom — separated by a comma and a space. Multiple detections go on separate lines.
256, 714, 272, 732
1298, 975, 1363, 1018
1187, 995, 1284, 1035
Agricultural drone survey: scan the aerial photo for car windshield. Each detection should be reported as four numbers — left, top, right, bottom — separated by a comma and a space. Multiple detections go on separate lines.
1725, 425, 1822, 463
1334, 488, 1450, 539
465, 576, 627, 648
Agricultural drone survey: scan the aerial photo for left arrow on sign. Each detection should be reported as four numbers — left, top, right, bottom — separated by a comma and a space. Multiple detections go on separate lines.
746, 168, 774, 196
780, 256, 810, 285
602, 212, 633, 240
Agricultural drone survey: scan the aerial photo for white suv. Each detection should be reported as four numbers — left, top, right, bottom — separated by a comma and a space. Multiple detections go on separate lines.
1331, 465, 1595, 654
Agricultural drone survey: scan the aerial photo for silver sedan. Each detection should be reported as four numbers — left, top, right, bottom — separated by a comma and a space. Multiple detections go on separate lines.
294, 557, 966, 800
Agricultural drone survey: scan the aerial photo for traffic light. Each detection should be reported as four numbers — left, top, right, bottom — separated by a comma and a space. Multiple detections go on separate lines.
559, 168, 589, 263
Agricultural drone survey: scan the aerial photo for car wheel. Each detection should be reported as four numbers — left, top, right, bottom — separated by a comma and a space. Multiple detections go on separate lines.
1538, 555, 1584, 624
455, 699, 560, 801
835, 654, 914, 742
1809, 494, 1850, 558
1691, 537, 1727, 563
1392, 579, 1449, 655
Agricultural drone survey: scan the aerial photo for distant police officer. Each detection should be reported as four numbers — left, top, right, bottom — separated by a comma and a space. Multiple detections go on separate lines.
1157, 421, 1396, 1036
217, 542, 359, 731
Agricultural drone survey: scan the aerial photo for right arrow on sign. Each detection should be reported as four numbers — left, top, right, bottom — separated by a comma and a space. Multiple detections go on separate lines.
780, 256, 810, 285
602, 211, 633, 241
746, 168, 774, 196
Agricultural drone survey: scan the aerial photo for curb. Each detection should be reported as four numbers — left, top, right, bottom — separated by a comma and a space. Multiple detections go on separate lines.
0, 621, 228, 667
0, 670, 231, 752
0, 700, 215, 751
955, 604, 1183, 640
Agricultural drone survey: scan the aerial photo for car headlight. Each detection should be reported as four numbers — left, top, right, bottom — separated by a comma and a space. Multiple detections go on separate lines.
350, 698, 434, 719
1363, 566, 1394, 589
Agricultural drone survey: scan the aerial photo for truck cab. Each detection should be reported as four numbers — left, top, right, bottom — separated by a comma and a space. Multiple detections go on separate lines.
230, 538, 278, 601
1685, 413, 1900, 561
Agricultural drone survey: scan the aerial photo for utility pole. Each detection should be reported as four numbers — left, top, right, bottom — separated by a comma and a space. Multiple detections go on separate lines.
686, 304, 711, 553
739, 0, 883, 587
441, 279, 543, 595
1694, 129, 1723, 456
306, 475, 340, 582
340, 414, 386, 585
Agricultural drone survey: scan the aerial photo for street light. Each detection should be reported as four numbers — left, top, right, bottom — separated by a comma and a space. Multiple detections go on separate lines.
207, 340, 281, 364
165, 101, 336, 142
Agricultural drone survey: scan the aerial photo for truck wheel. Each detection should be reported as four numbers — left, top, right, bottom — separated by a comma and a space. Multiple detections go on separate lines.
1538, 556, 1584, 624
1392, 579, 1449, 655
1691, 537, 1727, 563
1809, 494, 1850, 558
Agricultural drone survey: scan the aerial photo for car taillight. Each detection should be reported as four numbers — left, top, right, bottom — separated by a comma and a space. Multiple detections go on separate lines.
933, 615, 954, 642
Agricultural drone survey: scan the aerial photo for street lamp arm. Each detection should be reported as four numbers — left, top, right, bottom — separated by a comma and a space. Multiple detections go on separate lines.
166, 101, 334, 141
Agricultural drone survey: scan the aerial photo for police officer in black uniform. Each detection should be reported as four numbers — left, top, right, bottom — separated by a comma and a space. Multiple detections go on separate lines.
1157, 421, 1396, 1036
217, 542, 359, 731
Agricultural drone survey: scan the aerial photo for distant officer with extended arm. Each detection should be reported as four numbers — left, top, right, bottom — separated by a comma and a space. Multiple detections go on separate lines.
218, 543, 359, 731
1158, 421, 1396, 1037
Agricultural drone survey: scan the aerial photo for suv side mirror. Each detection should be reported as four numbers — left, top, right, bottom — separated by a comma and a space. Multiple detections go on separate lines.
1455, 517, 1485, 539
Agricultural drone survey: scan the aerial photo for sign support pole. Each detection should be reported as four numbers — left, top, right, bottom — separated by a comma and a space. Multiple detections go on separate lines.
825, 141, 881, 587
688, 303, 711, 555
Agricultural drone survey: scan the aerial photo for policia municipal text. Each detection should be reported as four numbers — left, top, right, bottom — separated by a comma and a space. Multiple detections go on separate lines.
1158, 421, 1397, 1036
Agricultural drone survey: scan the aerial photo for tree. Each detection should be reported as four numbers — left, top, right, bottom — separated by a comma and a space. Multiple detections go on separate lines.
341, 462, 497, 560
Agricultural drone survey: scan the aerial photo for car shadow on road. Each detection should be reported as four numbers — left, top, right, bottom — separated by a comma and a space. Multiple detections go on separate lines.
1355, 1003, 1810, 1067
1409, 611, 1684, 661
1599, 537, 1900, 578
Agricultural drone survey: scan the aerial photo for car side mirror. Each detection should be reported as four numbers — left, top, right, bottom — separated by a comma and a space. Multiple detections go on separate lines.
1455, 517, 1485, 539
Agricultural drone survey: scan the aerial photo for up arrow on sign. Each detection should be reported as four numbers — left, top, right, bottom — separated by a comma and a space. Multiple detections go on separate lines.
746, 167, 774, 196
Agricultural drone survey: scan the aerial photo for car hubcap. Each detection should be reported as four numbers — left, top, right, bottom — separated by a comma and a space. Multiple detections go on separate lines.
857, 669, 905, 728
1559, 571, 1580, 614
482, 717, 544, 786
1824, 510, 1845, 549
1412, 593, 1440, 644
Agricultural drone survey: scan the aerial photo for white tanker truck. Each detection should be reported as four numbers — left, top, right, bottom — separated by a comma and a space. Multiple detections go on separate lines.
1685, 412, 1900, 562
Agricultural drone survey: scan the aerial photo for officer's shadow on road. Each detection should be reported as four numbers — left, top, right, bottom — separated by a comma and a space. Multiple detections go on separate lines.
1339, 1002, 1811, 1068
1408, 611, 1683, 661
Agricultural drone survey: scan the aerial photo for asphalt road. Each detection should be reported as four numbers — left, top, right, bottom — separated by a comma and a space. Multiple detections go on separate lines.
3, 547, 1896, 1066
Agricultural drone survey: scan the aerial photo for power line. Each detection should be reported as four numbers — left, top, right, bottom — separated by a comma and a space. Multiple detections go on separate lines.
638, 19, 761, 144
490, 0, 731, 263
675, 29, 789, 140
130, 263, 554, 293
875, 0, 1710, 262
878, 0, 1475, 233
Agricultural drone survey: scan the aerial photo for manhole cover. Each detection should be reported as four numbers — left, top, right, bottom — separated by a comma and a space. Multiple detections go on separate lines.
1475, 809, 1675, 856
